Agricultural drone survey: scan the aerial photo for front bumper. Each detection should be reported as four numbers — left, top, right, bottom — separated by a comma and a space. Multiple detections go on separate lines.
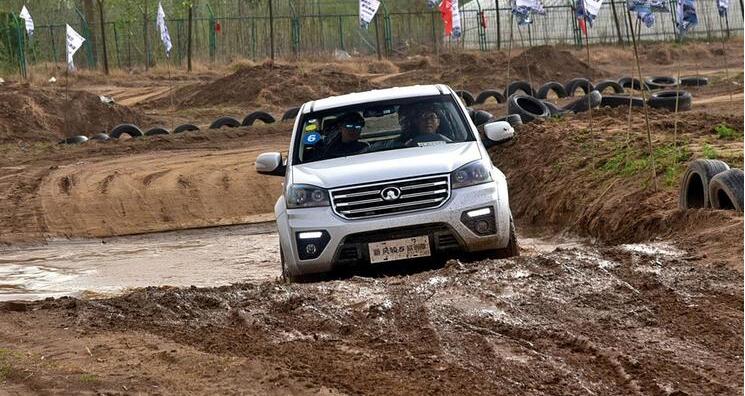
277, 180, 510, 276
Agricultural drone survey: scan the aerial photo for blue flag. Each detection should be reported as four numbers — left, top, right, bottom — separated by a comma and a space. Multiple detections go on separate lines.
627, 0, 668, 28
576, 0, 603, 27
512, 0, 546, 26
717, 0, 729, 16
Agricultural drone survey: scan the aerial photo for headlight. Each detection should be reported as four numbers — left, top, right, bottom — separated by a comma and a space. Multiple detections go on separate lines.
451, 160, 493, 189
287, 184, 330, 209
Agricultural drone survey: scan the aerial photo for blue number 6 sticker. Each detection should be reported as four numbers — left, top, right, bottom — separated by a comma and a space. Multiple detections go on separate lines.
303, 132, 321, 145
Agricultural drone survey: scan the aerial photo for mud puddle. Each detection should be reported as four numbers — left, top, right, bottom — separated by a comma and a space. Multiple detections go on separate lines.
0, 222, 279, 301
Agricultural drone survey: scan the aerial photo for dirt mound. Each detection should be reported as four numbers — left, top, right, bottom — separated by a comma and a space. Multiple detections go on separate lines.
0, 84, 149, 143
170, 62, 380, 110
510, 45, 607, 82
491, 107, 743, 269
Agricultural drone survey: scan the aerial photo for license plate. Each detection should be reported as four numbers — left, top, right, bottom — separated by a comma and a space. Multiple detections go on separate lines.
368, 236, 431, 264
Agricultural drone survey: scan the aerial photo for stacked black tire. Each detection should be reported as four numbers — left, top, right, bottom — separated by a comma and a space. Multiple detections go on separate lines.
679, 159, 743, 213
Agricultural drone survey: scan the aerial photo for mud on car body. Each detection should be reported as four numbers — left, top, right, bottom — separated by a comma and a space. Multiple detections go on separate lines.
256, 84, 518, 279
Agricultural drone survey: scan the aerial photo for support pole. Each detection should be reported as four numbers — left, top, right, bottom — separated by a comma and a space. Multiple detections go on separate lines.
143, 1, 149, 71
269, 0, 275, 60
98, 0, 109, 75
610, 0, 624, 45
187, 4, 193, 72
627, 11, 658, 191
374, 14, 383, 61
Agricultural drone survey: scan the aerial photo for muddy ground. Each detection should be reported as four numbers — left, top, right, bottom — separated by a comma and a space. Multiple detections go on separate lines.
0, 40, 743, 394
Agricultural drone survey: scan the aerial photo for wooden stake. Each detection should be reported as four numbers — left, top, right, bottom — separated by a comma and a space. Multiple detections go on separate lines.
506, 13, 514, 82
718, 15, 733, 104
583, 24, 594, 135
627, 11, 658, 192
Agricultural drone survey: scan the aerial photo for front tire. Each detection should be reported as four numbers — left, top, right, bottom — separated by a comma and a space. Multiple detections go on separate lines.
494, 217, 519, 259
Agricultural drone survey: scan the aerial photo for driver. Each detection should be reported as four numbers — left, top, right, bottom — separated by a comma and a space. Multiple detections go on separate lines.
324, 112, 369, 158
403, 103, 450, 145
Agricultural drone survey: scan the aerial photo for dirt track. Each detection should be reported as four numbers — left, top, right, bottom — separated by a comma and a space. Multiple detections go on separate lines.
0, 40, 743, 394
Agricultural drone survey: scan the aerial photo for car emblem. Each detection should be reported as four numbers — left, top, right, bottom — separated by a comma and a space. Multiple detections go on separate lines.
381, 187, 402, 201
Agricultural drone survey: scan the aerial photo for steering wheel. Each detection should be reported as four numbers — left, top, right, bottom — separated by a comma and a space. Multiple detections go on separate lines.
406, 133, 453, 147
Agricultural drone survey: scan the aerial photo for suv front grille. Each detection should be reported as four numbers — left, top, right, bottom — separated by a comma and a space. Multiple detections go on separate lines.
330, 175, 450, 219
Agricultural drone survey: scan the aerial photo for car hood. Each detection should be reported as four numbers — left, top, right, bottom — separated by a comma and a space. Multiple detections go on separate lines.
291, 142, 482, 188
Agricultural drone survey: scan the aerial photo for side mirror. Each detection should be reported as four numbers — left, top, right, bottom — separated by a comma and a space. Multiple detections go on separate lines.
255, 152, 286, 176
483, 121, 514, 144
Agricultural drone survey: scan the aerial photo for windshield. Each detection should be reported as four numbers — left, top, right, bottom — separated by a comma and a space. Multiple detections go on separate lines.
293, 95, 474, 164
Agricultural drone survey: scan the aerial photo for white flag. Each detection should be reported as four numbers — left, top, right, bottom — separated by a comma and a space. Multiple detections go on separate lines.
451, 0, 462, 38
156, 2, 173, 56
19, 6, 34, 38
359, 0, 381, 29
65, 24, 85, 72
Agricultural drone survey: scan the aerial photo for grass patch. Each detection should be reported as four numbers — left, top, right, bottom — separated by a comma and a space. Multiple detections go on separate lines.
714, 123, 739, 140
79, 373, 99, 384
600, 143, 691, 187
702, 143, 718, 159
0, 348, 15, 382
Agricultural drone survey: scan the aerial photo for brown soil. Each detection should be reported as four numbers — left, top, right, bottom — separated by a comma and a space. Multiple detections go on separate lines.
509, 45, 607, 82
0, 84, 150, 144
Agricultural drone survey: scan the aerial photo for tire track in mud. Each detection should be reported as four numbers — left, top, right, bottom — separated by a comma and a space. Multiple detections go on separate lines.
33, 243, 737, 395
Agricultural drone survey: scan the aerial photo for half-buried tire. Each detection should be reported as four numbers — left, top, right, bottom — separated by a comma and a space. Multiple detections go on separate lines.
648, 90, 692, 111
504, 81, 535, 98
110, 123, 143, 139
618, 76, 649, 91
564, 78, 594, 97
173, 124, 200, 134
507, 95, 550, 123
58, 135, 89, 145
600, 95, 645, 108
708, 169, 744, 213
242, 111, 276, 126
594, 80, 625, 94
209, 116, 241, 129
644, 76, 679, 90
536, 81, 568, 99
456, 90, 476, 106
679, 159, 730, 209
562, 90, 602, 113
144, 127, 170, 136
494, 114, 523, 128
89, 133, 111, 142
680, 76, 709, 87
281, 107, 300, 122
541, 100, 568, 116
475, 89, 506, 104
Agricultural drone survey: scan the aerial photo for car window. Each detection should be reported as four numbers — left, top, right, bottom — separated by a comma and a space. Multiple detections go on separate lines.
293, 96, 474, 164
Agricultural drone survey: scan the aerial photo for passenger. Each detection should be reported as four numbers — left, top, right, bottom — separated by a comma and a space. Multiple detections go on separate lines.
403, 103, 451, 145
324, 112, 369, 158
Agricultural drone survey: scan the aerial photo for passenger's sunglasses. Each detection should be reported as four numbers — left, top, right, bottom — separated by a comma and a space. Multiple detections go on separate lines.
344, 124, 364, 130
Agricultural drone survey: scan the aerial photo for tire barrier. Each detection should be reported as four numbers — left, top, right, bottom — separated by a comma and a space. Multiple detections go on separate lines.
708, 169, 744, 213
144, 127, 170, 136
600, 95, 645, 108
281, 106, 300, 121
474, 89, 506, 104
644, 76, 679, 90
493, 114, 523, 128
173, 124, 200, 134
562, 90, 602, 113
564, 78, 595, 97
679, 159, 730, 209
471, 110, 495, 127
507, 95, 550, 123
58, 135, 89, 145
536, 81, 568, 99
89, 133, 111, 142
242, 111, 276, 127
594, 80, 625, 95
209, 116, 241, 129
618, 76, 650, 91
110, 123, 143, 139
456, 90, 476, 106
504, 80, 536, 98
680, 76, 709, 87
648, 90, 692, 111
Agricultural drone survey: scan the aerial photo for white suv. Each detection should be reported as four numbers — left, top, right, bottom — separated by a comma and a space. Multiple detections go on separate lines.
256, 84, 518, 279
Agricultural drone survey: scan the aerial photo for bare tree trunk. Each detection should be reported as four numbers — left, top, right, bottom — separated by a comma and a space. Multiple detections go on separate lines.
82, 0, 99, 61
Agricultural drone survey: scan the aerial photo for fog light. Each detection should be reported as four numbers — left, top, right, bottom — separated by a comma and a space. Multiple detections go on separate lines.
295, 230, 330, 260
299, 231, 323, 239
305, 244, 318, 255
475, 220, 491, 234
466, 207, 492, 218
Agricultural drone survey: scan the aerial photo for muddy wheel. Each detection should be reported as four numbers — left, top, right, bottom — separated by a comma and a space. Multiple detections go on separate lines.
507, 95, 550, 123
536, 81, 568, 99
679, 159, 730, 209
456, 90, 475, 106
594, 80, 625, 94
242, 111, 276, 127
494, 216, 519, 259
475, 89, 506, 104
504, 80, 535, 98
564, 78, 594, 97
173, 124, 200, 134
708, 169, 744, 213
280, 244, 292, 283
648, 90, 692, 111
209, 116, 241, 129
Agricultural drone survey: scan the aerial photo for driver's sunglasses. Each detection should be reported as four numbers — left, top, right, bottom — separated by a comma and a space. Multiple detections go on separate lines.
344, 123, 364, 130
418, 113, 439, 121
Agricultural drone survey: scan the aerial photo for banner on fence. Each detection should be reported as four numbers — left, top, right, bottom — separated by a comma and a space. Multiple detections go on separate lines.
156, 2, 173, 56
676, 0, 698, 35
717, 0, 729, 16
434, 0, 462, 38
512, 0, 546, 26
359, 0, 381, 29
19, 5, 34, 38
627, 0, 668, 28
65, 24, 85, 72
576, 0, 603, 28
